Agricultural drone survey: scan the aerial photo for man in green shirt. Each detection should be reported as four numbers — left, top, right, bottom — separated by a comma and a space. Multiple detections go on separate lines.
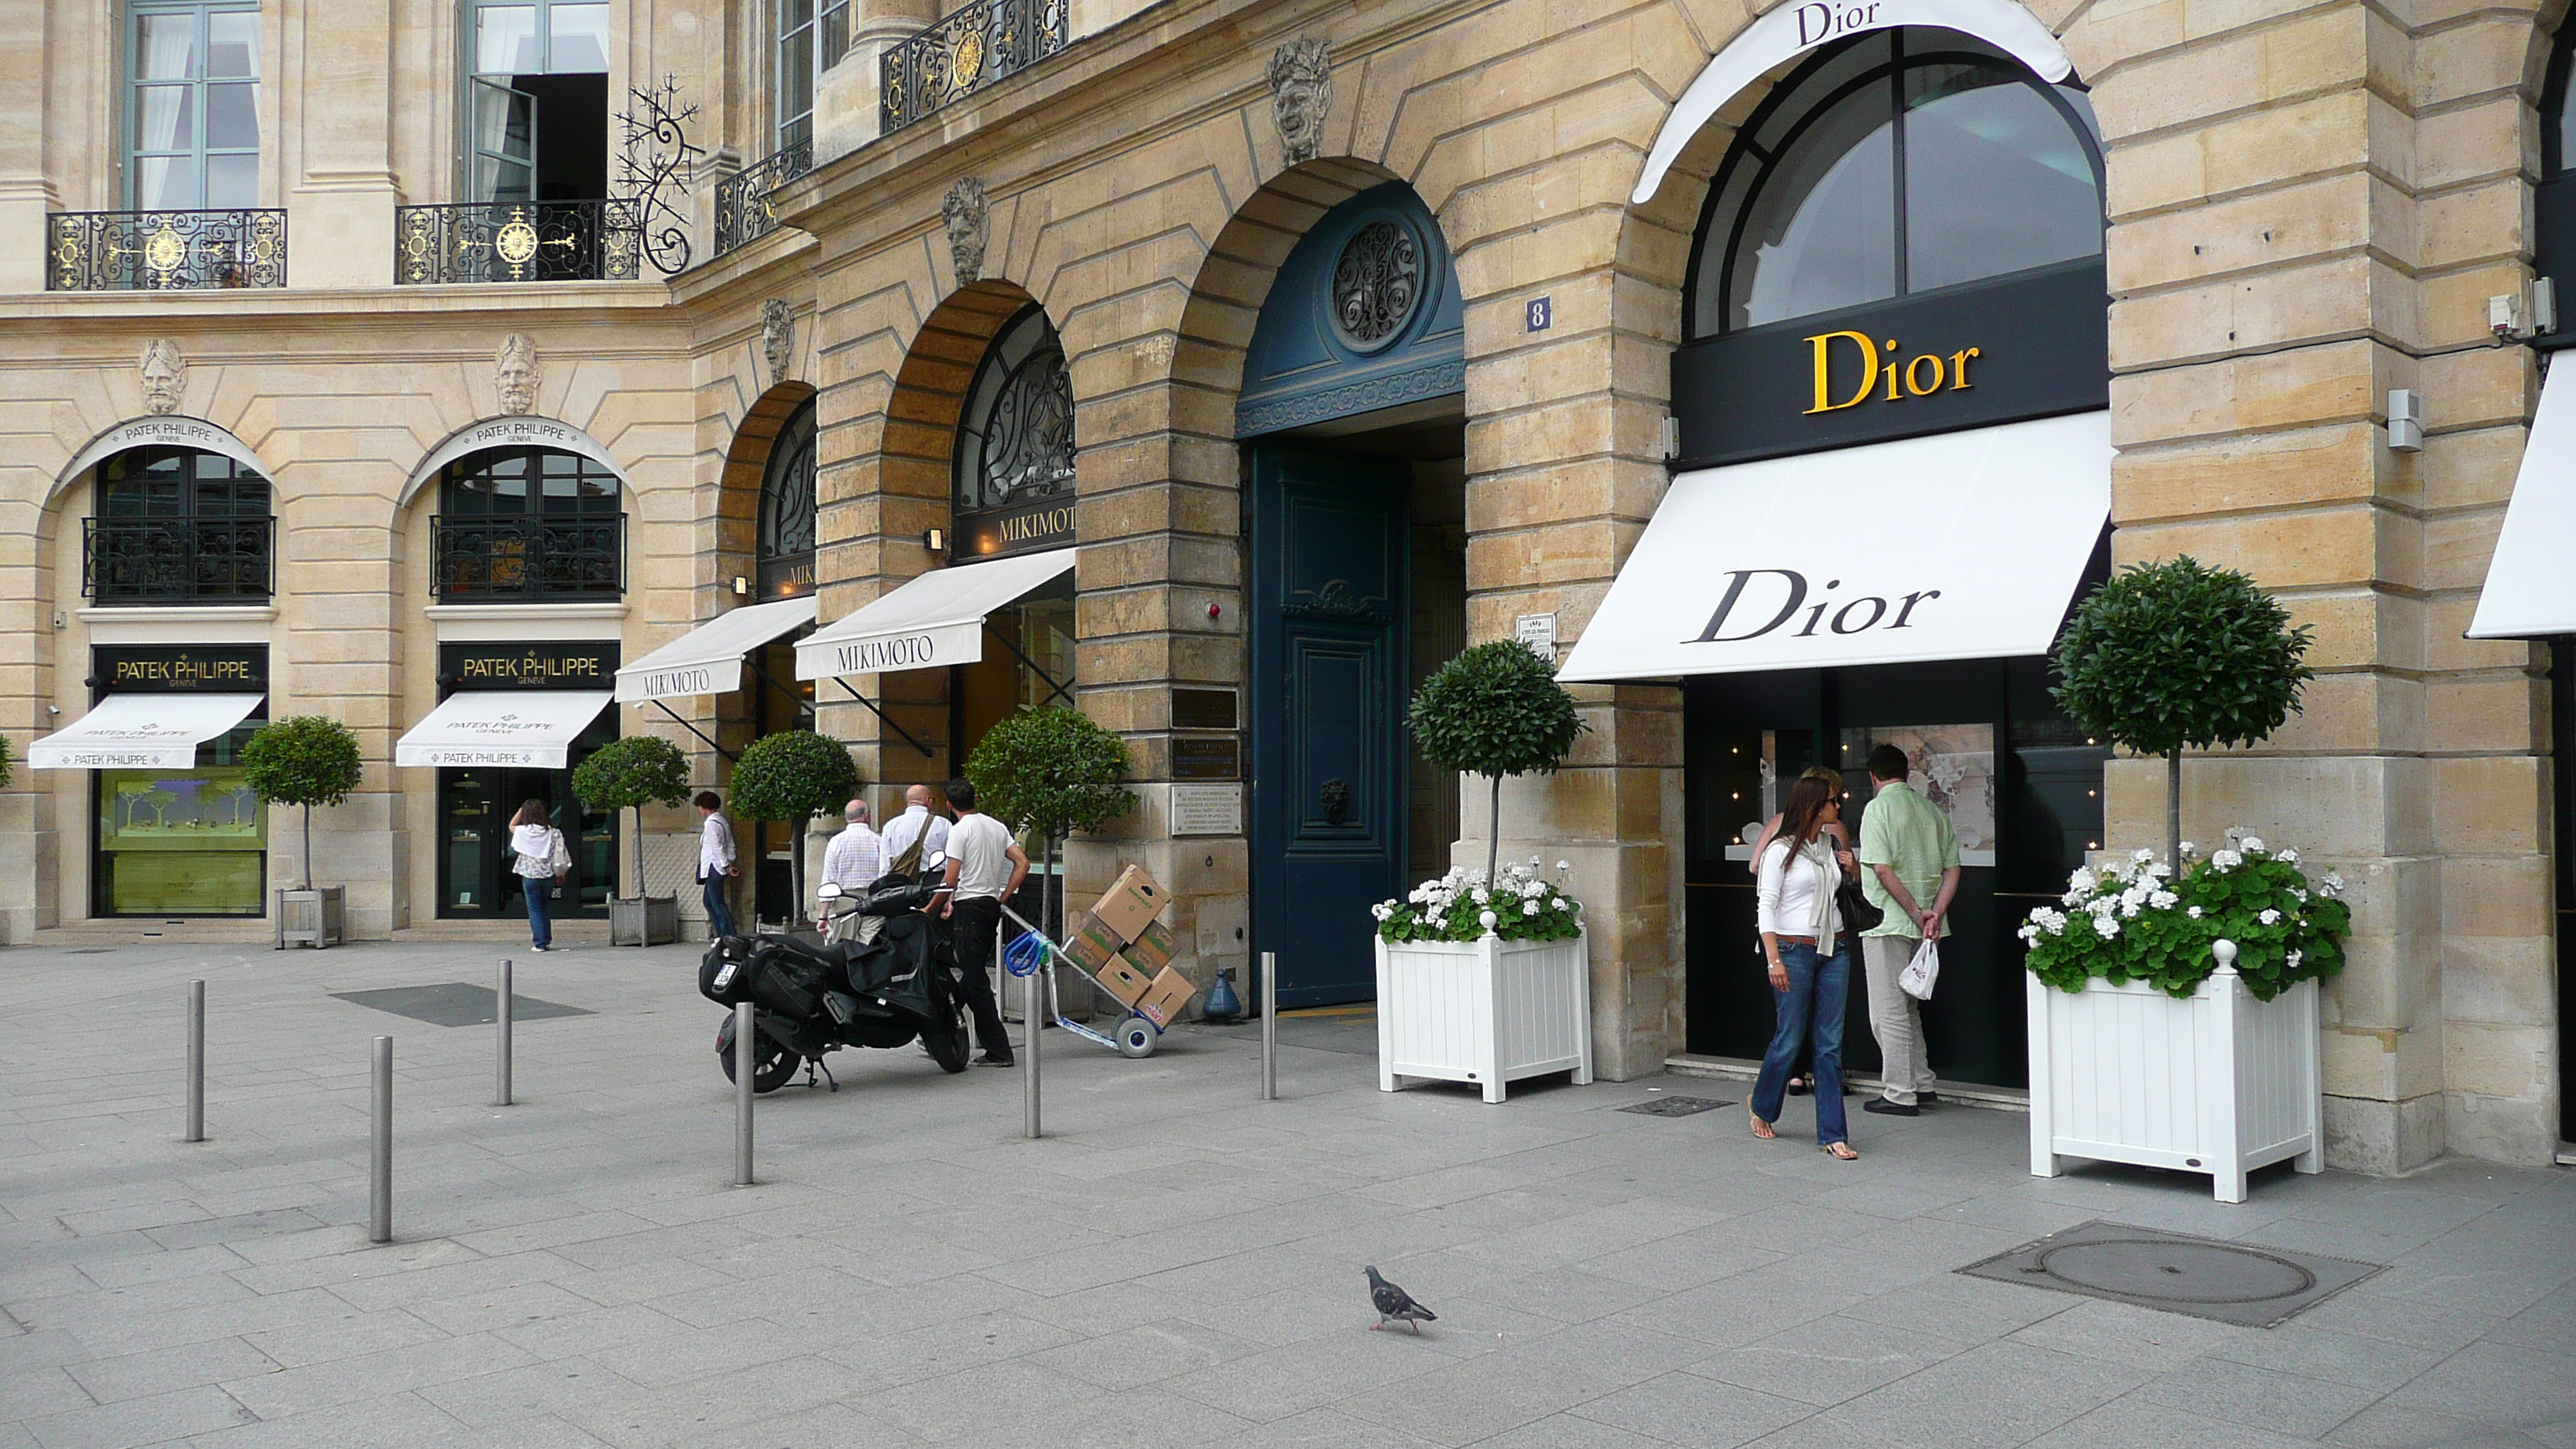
1856, 744, 1959, 1115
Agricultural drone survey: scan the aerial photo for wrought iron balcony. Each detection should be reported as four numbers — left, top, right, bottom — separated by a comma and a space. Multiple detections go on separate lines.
394, 200, 643, 285
881, 0, 1070, 132
714, 142, 814, 258
82, 516, 276, 605
47, 210, 286, 291
431, 514, 626, 600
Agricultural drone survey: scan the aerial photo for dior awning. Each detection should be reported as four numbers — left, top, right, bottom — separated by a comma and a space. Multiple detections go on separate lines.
29, 693, 265, 770
1556, 411, 2113, 682
2469, 365, 2576, 639
394, 690, 614, 769
615, 595, 819, 704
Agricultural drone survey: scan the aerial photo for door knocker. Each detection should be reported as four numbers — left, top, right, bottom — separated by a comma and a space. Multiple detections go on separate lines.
1319, 777, 1351, 824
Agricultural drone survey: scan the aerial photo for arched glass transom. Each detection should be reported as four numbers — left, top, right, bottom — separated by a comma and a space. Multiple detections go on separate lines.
757, 399, 817, 598
1687, 28, 2105, 340
433, 445, 623, 599
954, 305, 1076, 516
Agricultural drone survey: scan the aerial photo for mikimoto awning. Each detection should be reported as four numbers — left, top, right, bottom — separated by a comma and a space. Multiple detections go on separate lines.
30, 693, 264, 770
1556, 411, 2112, 683
395, 690, 613, 769
2470, 364, 2576, 639
615, 595, 818, 703
796, 547, 1076, 680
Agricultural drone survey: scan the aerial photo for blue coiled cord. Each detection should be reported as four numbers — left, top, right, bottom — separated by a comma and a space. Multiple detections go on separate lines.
1004, 930, 1051, 978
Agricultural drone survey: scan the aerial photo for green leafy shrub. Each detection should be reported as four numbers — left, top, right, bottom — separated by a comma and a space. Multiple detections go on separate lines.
242, 716, 363, 890
966, 705, 1136, 930
1406, 640, 1587, 889
728, 729, 863, 913
572, 735, 692, 899
2051, 557, 2315, 862
2021, 831, 2351, 1001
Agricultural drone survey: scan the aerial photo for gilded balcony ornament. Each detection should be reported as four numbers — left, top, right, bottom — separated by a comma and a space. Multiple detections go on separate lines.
881, 0, 1069, 132
44, 209, 288, 290
712, 140, 813, 257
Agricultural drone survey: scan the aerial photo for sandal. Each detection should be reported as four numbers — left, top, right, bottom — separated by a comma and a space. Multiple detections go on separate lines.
1820, 1142, 1859, 1161
1749, 1112, 1778, 1140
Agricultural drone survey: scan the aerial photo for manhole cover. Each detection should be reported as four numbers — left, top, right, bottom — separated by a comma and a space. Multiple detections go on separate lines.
330, 982, 592, 1029
1618, 1095, 1734, 1117
1961, 1220, 2382, 1328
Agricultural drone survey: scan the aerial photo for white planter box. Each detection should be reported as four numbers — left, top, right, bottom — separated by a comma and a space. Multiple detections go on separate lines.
610, 896, 680, 947
2026, 944, 2322, 1203
1375, 930, 1592, 1104
274, 887, 345, 950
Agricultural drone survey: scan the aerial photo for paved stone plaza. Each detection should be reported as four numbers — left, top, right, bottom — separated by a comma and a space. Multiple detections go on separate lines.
2, 940, 2570, 1449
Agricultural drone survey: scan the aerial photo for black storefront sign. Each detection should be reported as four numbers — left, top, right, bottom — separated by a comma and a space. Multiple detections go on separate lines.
1173, 688, 1239, 731
1172, 735, 1240, 780
957, 494, 1077, 560
91, 644, 269, 696
1671, 261, 2109, 469
439, 642, 619, 695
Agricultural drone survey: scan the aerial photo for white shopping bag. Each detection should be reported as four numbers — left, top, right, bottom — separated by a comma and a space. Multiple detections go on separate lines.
1898, 937, 1940, 1000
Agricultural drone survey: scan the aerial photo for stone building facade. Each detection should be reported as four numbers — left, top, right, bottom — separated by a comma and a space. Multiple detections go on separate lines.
0, 0, 2565, 1170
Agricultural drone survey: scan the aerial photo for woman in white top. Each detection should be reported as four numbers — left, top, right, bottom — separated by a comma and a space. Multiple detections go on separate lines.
507, 800, 572, 952
1746, 766, 1853, 1098
1749, 773, 1861, 1159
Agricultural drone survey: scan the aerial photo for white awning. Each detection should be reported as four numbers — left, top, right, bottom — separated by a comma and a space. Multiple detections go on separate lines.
796, 547, 1077, 681
2469, 365, 2576, 639
395, 690, 613, 769
615, 595, 818, 703
30, 693, 264, 770
1557, 411, 2112, 682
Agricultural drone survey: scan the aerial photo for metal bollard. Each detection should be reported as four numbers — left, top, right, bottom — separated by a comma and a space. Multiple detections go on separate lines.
734, 1001, 755, 1186
368, 1036, 393, 1243
1261, 951, 1278, 1101
1021, 919, 1041, 1139
494, 959, 514, 1108
185, 979, 206, 1142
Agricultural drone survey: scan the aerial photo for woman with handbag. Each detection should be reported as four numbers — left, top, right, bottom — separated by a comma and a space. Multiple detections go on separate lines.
1749, 773, 1862, 1160
508, 800, 573, 952
1745, 766, 1870, 1096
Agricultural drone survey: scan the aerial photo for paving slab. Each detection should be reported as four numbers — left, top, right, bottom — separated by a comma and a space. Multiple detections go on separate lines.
0, 938, 2567, 1449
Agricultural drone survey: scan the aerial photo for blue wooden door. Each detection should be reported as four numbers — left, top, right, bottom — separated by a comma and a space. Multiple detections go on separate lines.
1250, 447, 1410, 1008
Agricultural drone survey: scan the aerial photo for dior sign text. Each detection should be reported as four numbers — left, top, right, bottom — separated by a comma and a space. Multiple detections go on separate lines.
1689, 570, 1941, 644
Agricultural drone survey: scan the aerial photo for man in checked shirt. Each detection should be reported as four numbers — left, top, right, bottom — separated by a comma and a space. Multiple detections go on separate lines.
817, 796, 883, 945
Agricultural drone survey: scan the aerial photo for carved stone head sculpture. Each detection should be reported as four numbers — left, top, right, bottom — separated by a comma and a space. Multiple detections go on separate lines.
1267, 39, 1334, 166
139, 338, 186, 416
761, 299, 796, 385
943, 177, 988, 286
495, 334, 542, 416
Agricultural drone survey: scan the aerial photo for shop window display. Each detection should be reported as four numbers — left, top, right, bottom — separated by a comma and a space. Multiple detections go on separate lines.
95, 721, 265, 916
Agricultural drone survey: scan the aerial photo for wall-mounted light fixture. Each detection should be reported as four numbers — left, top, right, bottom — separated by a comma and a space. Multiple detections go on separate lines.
923, 527, 947, 555
731, 576, 750, 596
2386, 389, 2424, 452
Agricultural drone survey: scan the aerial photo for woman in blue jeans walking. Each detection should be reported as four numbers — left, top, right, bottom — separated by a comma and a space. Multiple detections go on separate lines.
1749, 773, 1862, 1160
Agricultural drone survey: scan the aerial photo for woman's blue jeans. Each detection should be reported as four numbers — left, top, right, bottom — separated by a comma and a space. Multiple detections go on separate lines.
522, 877, 553, 949
701, 872, 737, 939
1750, 940, 1851, 1145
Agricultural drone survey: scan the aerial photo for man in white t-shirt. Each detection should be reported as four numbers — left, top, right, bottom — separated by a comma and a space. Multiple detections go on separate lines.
877, 783, 951, 878
818, 798, 882, 944
938, 778, 1026, 1067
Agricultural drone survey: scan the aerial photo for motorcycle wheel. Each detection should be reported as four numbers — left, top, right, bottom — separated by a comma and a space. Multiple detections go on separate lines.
923, 975, 971, 1074
1115, 1016, 1158, 1059
717, 1022, 802, 1094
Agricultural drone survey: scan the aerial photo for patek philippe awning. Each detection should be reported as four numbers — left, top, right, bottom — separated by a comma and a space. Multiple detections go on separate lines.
395, 690, 614, 769
30, 693, 265, 770
1557, 411, 2113, 682
2469, 365, 2576, 639
796, 547, 1077, 681
615, 595, 819, 704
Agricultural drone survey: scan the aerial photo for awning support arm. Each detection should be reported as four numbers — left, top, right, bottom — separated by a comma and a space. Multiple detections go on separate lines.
838, 679, 937, 759
985, 621, 1074, 706
747, 659, 818, 719
653, 700, 736, 762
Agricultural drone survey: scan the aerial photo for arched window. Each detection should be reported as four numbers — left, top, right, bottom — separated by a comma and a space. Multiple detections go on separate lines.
85, 445, 273, 604
757, 399, 817, 598
1687, 28, 2105, 339
433, 445, 623, 599
2536, 34, 2576, 337
954, 305, 1076, 522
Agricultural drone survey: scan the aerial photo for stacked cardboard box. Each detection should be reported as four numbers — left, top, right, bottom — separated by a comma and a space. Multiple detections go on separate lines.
1067, 865, 1195, 1027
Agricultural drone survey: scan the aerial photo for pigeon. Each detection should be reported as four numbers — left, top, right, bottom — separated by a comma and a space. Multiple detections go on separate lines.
1365, 1266, 1437, 1333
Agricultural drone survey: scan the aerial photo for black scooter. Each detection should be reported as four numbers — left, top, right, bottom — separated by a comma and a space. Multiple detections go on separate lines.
697, 875, 971, 1092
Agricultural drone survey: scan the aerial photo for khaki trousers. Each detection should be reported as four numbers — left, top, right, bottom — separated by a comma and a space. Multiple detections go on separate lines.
1861, 934, 1937, 1105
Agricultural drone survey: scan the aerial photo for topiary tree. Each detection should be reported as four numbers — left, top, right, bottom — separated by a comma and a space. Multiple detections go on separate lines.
1407, 639, 1588, 890
728, 728, 863, 918
965, 704, 1137, 934
241, 716, 364, 891
2051, 556, 2317, 865
572, 735, 692, 902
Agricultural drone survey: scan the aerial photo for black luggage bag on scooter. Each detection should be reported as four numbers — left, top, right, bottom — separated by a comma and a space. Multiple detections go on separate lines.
698, 936, 756, 1005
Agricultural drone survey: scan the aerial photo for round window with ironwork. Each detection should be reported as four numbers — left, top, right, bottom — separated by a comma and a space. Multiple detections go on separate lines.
1330, 217, 1424, 352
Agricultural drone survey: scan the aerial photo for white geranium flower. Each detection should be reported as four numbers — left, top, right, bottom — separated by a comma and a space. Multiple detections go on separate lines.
2132, 848, 2156, 865
2321, 872, 2345, 896
2225, 826, 2248, 841
2293, 889, 2310, 903
1471, 889, 1488, 905
2068, 867, 2095, 894
2242, 836, 2266, 855
1523, 900, 1540, 916
2186, 905, 2204, 919
2277, 848, 2299, 864
2093, 915, 2121, 939
2211, 849, 2243, 872
2179, 841, 2197, 858
2259, 908, 2282, 926
2287, 948, 2304, 969
2150, 890, 2177, 910
2018, 923, 2040, 944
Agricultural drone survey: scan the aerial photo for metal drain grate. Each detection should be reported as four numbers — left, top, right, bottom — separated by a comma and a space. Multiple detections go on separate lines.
330, 982, 592, 1029
1619, 1095, 1735, 1117
1960, 1219, 2383, 1328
